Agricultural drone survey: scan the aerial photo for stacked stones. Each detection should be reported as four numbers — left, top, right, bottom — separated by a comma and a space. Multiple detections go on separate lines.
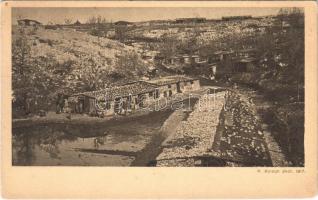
156, 92, 226, 166
219, 90, 271, 166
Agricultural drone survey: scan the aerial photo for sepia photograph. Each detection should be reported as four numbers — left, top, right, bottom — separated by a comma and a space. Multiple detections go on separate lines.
1, 1, 317, 198
11, 6, 306, 167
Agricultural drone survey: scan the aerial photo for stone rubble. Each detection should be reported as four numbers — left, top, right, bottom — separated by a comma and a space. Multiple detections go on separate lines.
156, 92, 226, 166
156, 89, 289, 167
215, 90, 272, 166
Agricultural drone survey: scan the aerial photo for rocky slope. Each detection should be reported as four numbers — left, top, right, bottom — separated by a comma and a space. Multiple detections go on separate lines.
12, 26, 144, 76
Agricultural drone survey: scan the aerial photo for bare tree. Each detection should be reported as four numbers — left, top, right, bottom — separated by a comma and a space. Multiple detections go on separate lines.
64, 18, 73, 25
114, 25, 129, 42
47, 21, 54, 25
87, 16, 97, 24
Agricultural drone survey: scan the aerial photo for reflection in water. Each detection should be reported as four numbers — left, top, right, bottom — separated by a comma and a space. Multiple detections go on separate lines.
12, 128, 78, 165
12, 126, 143, 166
12, 110, 173, 166
13, 133, 36, 165
93, 136, 108, 149
39, 143, 60, 159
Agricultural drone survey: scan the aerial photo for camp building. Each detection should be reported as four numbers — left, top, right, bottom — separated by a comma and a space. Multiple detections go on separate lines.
68, 76, 200, 116
144, 76, 200, 98
17, 19, 42, 26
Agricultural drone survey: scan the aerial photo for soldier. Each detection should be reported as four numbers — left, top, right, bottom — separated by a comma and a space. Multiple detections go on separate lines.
24, 94, 32, 115
56, 93, 65, 114
64, 99, 72, 120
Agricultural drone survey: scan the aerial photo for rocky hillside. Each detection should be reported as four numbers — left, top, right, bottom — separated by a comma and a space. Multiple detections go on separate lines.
12, 26, 148, 116
12, 26, 142, 73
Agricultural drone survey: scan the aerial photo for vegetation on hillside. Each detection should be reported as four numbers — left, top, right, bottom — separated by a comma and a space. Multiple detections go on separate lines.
231, 8, 305, 166
12, 26, 147, 117
154, 8, 304, 166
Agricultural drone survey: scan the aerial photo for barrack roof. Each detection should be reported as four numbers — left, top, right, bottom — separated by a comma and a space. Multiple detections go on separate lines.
145, 76, 197, 86
71, 81, 156, 101
237, 57, 257, 63
18, 19, 42, 24
70, 76, 197, 101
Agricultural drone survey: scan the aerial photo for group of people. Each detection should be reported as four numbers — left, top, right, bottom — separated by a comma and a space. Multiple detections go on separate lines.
55, 93, 72, 117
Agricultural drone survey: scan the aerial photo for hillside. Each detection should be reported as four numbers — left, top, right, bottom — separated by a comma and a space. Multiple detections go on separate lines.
12, 26, 148, 116
12, 26, 142, 73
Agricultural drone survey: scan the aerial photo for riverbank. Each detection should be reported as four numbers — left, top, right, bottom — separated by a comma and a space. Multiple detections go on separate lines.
131, 98, 199, 166
12, 85, 296, 166
12, 109, 174, 166
12, 96, 200, 166
13, 89, 208, 129
13, 110, 161, 129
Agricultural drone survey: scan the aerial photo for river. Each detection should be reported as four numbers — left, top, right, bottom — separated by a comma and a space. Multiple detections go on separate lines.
12, 110, 173, 166
12, 98, 199, 166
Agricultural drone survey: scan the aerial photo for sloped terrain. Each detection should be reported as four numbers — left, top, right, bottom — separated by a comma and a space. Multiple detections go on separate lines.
12, 26, 137, 72
12, 26, 148, 117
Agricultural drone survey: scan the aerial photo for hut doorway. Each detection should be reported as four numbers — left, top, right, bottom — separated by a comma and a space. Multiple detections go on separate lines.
114, 97, 122, 114
177, 82, 182, 93
78, 98, 85, 114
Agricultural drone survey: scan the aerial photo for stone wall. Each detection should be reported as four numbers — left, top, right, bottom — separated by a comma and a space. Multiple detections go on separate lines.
156, 92, 226, 166
213, 90, 274, 166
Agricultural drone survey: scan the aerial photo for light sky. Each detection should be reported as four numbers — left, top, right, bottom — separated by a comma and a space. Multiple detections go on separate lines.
12, 7, 281, 25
